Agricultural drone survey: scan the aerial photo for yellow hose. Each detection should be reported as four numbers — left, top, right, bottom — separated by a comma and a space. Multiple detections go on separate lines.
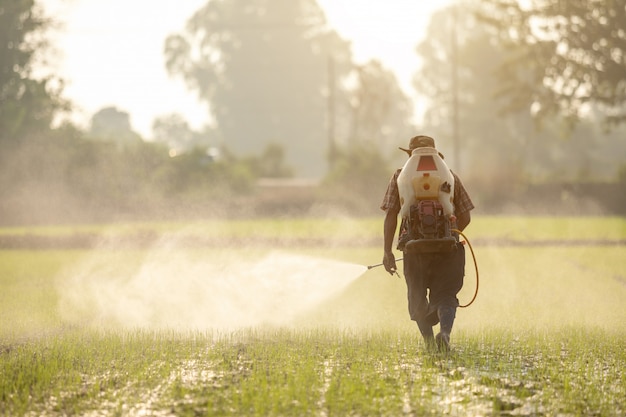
452, 229, 479, 308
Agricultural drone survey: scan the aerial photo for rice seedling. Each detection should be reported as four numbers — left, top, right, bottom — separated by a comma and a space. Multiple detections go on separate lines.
0, 216, 624, 416
1, 328, 624, 416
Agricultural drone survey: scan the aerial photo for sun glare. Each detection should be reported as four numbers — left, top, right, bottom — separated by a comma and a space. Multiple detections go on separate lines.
43, 0, 450, 138
319, 1, 451, 85
319, 1, 448, 59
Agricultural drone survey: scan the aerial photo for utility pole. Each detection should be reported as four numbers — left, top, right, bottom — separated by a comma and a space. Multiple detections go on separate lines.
451, 3, 460, 172
327, 54, 337, 171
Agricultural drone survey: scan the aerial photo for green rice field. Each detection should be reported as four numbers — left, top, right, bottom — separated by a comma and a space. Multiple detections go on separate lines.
1, 216, 625, 416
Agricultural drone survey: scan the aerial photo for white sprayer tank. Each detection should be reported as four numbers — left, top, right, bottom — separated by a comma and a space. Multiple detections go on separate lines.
397, 147, 455, 219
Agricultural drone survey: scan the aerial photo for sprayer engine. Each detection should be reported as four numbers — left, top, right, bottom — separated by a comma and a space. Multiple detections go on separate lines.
402, 200, 457, 254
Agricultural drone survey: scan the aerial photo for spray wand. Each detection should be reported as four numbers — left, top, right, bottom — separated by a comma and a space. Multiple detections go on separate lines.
367, 258, 403, 279
366, 258, 403, 270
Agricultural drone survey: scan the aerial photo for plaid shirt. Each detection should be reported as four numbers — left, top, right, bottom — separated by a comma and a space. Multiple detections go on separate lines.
380, 168, 474, 218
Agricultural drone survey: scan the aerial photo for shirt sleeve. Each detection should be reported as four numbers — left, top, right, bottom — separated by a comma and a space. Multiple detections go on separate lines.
452, 172, 475, 217
380, 169, 402, 212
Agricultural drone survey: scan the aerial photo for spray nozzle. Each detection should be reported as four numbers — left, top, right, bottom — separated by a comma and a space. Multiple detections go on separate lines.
366, 258, 403, 278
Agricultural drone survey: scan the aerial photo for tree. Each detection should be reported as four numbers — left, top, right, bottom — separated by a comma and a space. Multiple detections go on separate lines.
244, 142, 294, 178
345, 60, 414, 154
478, 0, 626, 127
164, 0, 351, 177
414, 5, 533, 174
319, 146, 392, 215
410, 2, 600, 204
152, 113, 217, 157
0, 0, 64, 142
413, 1, 626, 212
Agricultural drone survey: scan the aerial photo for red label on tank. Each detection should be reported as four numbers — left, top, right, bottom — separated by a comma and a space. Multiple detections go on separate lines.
416, 155, 437, 171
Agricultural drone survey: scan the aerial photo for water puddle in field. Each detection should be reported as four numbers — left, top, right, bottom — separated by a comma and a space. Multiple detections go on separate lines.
430, 368, 541, 416
57, 244, 366, 330
383, 358, 543, 416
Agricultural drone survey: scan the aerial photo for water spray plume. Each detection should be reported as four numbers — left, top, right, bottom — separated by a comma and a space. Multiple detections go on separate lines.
58, 245, 368, 331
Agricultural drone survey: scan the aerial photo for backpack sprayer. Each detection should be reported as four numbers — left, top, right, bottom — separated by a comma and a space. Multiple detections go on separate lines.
368, 146, 479, 308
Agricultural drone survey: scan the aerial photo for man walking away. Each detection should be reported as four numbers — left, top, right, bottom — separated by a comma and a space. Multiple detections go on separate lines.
380, 135, 474, 352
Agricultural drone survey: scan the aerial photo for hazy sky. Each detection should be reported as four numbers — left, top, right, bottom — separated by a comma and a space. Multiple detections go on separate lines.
43, 0, 450, 138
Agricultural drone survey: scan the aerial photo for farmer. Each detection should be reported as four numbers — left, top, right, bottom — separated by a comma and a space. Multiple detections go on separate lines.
380, 135, 474, 351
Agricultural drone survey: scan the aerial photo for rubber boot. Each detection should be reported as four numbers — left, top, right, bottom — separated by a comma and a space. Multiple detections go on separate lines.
417, 320, 435, 350
435, 306, 456, 352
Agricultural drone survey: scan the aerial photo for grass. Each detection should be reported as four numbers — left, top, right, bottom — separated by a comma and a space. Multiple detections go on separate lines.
468, 216, 626, 242
1, 215, 625, 242
1, 329, 624, 416
1, 216, 625, 416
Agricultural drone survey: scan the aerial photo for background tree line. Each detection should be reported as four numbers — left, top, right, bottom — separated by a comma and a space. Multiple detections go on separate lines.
415, 1, 626, 213
1, 0, 625, 225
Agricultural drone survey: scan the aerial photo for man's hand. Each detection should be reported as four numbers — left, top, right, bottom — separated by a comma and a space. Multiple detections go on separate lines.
382, 251, 397, 275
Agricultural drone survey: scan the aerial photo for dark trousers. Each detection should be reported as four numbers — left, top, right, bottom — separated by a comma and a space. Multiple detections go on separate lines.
403, 245, 465, 327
